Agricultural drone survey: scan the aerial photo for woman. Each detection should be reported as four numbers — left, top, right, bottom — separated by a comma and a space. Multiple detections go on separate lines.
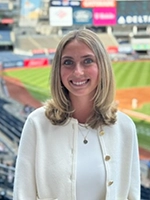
13, 29, 140, 200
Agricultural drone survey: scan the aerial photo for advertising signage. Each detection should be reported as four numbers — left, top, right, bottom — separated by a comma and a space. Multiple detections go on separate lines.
24, 58, 49, 67
117, 1, 150, 24
132, 44, 150, 51
50, 0, 80, 7
81, 0, 116, 8
73, 7, 92, 25
3, 60, 24, 69
93, 7, 117, 26
20, 0, 41, 26
50, 7, 73, 26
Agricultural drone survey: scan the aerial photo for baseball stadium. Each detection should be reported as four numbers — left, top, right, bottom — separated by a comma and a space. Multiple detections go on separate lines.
0, 0, 150, 199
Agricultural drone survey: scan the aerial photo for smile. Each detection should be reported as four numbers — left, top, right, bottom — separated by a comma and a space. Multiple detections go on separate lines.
71, 80, 89, 86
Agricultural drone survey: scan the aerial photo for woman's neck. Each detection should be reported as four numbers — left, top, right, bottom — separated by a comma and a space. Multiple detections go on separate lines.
70, 96, 94, 123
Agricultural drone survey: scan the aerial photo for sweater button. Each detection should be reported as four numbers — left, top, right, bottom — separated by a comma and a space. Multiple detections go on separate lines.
105, 155, 111, 161
70, 174, 72, 180
108, 180, 114, 186
99, 130, 104, 136
71, 148, 73, 154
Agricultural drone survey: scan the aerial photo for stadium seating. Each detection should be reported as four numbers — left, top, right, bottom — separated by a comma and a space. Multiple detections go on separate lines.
112, 25, 133, 36
0, 98, 24, 142
0, 30, 11, 44
0, 51, 28, 63
97, 33, 118, 48
15, 35, 61, 51
141, 185, 150, 199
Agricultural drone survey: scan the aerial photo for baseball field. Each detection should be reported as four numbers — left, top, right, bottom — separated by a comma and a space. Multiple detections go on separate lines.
2, 60, 150, 155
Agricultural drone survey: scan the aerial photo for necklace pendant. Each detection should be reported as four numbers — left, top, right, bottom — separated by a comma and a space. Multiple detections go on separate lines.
83, 139, 88, 144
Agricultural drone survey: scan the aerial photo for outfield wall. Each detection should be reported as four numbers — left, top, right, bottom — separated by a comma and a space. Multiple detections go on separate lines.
0, 51, 54, 69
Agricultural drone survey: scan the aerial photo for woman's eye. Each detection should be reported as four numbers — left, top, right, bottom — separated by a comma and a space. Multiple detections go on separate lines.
84, 58, 93, 64
63, 60, 73, 65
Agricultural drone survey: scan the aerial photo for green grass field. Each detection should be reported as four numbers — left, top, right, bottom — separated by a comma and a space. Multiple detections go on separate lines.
4, 67, 51, 102
113, 61, 150, 88
3, 61, 150, 151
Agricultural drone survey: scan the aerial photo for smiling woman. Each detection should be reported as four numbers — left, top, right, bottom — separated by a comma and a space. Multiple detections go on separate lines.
13, 29, 141, 200
60, 40, 99, 106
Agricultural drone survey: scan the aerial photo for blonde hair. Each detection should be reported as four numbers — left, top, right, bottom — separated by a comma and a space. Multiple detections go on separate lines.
45, 29, 117, 128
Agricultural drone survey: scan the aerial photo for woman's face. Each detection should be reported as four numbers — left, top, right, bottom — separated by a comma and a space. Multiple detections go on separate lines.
60, 40, 99, 100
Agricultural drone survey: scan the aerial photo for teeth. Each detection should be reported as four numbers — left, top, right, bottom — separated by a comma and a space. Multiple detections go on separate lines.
72, 80, 87, 85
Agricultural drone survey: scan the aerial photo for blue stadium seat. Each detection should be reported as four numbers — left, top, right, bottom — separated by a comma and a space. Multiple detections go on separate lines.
0, 30, 11, 42
141, 185, 150, 200
0, 98, 24, 141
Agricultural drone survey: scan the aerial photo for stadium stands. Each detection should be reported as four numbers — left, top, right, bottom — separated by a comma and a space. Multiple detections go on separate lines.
141, 185, 150, 200
0, 51, 28, 63
0, 23, 14, 51
0, 96, 22, 199
97, 33, 118, 48
0, 98, 23, 143
15, 36, 40, 51
112, 25, 133, 36
15, 35, 61, 51
131, 34, 150, 54
0, 31, 12, 45
31, 35, 61, 49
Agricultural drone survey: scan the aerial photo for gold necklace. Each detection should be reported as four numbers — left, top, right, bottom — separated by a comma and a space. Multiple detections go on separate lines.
78, 123, 90, 144
78, 123, 104, 144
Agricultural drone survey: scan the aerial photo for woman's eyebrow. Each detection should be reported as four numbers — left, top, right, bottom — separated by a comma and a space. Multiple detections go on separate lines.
61, 56, 73, 59
81, 54, 95, 58
62, 54, 95, 59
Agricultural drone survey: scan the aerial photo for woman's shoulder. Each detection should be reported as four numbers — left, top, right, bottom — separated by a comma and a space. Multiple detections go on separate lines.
116, 110, 135, 128
117, 110, 132, 120
27, 106, 47, 121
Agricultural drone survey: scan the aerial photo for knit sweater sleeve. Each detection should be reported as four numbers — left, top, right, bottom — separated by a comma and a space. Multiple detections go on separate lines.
128, 121, 141, 200
13, 116, 37, 200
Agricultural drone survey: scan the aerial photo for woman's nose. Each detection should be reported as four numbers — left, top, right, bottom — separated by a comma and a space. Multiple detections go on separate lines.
73, 64, 84, 76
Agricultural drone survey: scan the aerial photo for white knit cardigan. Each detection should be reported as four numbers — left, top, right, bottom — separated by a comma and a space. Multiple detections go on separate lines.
13, 107, 140, 200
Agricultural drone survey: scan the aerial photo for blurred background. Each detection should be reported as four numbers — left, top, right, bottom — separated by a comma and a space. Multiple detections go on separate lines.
0, 0, 150, 199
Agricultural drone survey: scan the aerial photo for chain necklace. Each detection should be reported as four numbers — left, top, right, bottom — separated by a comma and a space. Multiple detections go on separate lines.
78, 123, 90, 144
78, 123, 104, 144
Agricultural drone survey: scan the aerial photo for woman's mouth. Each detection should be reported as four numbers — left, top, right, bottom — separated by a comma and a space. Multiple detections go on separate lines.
71, 80, 89, 86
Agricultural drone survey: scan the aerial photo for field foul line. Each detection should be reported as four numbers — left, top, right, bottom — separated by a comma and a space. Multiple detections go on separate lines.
25, 85, 49, 93
121, 109, 150, 123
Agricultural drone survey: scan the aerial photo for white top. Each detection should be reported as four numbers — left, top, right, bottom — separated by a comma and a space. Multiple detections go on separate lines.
76, 124, 106, 200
